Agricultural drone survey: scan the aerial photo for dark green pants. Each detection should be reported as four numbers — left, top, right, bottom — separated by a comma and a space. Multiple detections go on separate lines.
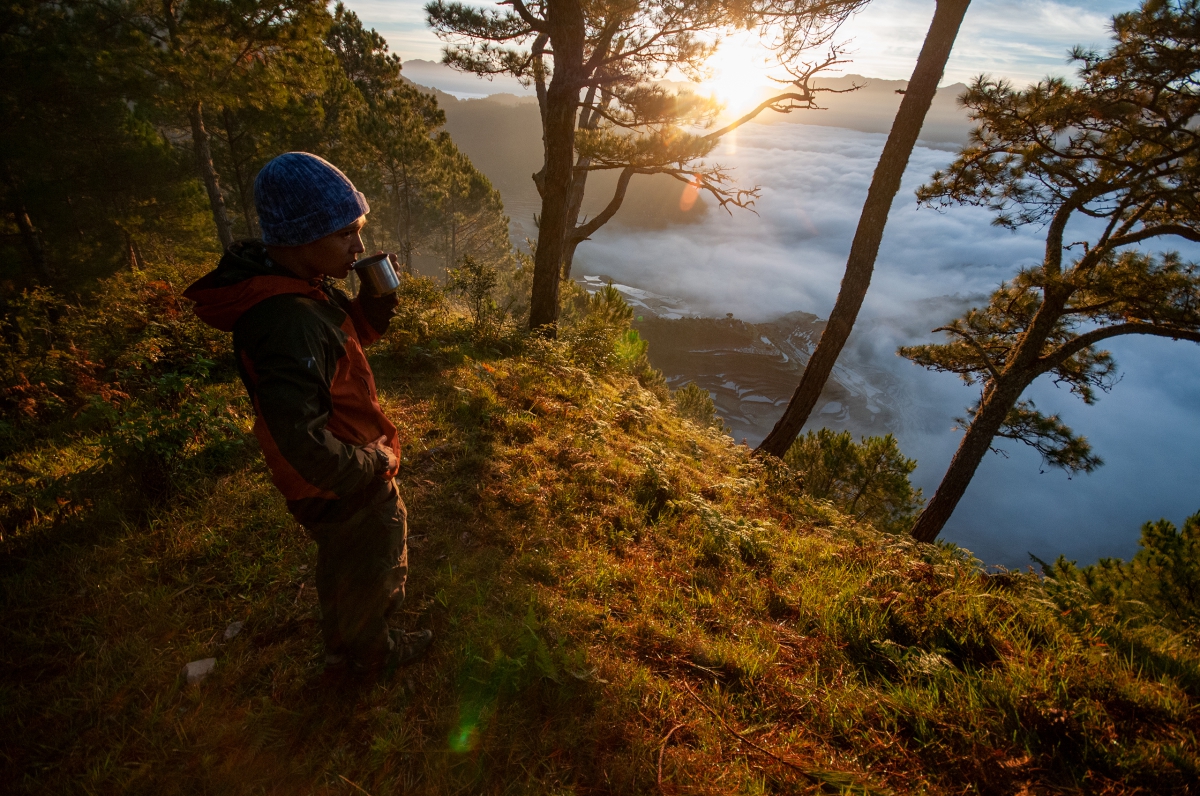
304, 483, 408, 661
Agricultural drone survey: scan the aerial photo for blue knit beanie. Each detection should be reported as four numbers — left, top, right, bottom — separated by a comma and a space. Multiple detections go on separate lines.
254, 153, 370, 247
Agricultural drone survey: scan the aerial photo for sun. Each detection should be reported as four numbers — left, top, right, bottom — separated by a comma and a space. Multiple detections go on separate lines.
699, 32, 777, 118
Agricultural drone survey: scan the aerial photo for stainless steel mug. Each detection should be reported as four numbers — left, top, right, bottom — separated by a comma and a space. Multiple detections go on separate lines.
353, 253, 400, 296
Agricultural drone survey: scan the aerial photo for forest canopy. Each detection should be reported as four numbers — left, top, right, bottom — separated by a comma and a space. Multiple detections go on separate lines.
0, 0, 512, 290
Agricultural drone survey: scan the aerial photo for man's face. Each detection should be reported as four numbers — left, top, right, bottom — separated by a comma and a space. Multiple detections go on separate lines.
292, 217, 367, 280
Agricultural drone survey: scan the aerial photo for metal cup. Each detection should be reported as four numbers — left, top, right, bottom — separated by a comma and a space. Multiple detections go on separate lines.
352, 253, 400, 296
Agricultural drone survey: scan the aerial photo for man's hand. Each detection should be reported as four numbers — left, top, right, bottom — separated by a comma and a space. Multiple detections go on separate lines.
362, 434, 398, 478
359, 252, 400, 305
357, 252, 400, 333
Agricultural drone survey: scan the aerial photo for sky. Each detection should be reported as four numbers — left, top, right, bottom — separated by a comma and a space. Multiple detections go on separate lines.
349, 0, 1134, 88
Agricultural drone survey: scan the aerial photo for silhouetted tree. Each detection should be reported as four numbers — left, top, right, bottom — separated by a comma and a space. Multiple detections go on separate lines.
358, 86, 446, 271
757, 0, 971, 457
902, 0, 1200, 543
427, 0, 858, 334
429, 141, 514, 275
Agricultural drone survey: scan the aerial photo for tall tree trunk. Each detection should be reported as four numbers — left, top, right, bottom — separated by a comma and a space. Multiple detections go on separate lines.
222, 106, 256, 236
119, 224, 147, 270
911, 284, 1072, 542
560, 82, 604, 281
562, 231, 584, 279
757, 0, 971, 458
188, 100, 235, 249
561, 162, 591, 279
398, 163, 414, 274
528, 0, 585, 335
909, 375, 1026, 543
3, 163, 52, 282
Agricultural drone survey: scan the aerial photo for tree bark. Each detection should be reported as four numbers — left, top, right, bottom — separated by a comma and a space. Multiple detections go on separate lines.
2, 162, 52, 282
757, 0, 971, 458
909, 374, 1027, 543
222, 106, 256, 237
119, 224, 147, 270
188, 100, 235, 250
528, 0, 585, 335
561, 159, 591, 279
560, 82, 606, 280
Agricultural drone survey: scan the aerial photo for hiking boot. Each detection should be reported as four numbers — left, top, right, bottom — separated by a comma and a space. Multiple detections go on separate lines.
386, 628, 433, 669
323, 630, 432, 681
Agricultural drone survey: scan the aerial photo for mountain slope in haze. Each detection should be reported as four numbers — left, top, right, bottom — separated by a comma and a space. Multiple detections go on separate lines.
405, 61, 972, 236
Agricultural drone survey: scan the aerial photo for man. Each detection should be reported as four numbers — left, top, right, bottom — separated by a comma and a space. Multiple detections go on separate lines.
184, 152, 431, 674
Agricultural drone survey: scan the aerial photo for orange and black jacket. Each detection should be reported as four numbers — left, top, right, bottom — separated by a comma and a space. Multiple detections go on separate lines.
184, 241, 398, 526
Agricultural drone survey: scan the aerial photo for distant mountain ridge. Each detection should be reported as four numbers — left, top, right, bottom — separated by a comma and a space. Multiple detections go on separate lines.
402, 60, 974, 236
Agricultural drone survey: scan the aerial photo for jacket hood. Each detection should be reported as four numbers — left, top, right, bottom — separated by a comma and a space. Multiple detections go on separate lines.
184, 241, 325, 332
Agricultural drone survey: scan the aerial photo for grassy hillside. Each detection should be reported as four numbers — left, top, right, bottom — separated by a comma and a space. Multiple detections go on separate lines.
2, 261, 1198, 795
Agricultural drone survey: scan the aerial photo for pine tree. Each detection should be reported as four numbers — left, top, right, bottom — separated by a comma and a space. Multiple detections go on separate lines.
427, 0, 860, 333
121, 0, 334, 248
358, 86, 446, 271
1, 0, 210, 283
784, 429, 923, 533
903, 0, 1200, 543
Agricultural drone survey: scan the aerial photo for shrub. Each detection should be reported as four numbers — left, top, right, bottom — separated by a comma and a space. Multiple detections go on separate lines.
1042, 509, 1200, 632
0, 259, 250, 536
561, 283, 668, 397
784, 429, 923, 533
99, 374, 249, 497
445, 254, 500, 336
496, 246, 535, 328
391, 273, 449, 340
672, 382, 725, 432
563, 282, 633, 370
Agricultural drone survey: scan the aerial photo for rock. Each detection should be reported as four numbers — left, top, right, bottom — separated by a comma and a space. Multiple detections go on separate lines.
182, 658, 216, 684
223, 621, 244, 641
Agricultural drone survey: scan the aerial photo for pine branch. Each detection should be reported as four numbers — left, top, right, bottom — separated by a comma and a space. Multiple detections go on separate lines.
931, 324, 1004, 384
1039, 322, 1200, 375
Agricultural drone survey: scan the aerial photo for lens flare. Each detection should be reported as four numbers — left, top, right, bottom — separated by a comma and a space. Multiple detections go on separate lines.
679, 176, 701, 211
449, 722, 477, 753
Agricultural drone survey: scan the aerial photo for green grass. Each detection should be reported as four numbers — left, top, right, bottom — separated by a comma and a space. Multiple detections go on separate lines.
2, 279, 1199, 794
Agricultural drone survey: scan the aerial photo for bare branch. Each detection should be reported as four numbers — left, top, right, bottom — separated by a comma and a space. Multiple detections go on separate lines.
571, 166, 636, 241
703, 92, 819, 142
501, 0, 545, 31
1106, 223, 1200, 249
531, 31, 548, 118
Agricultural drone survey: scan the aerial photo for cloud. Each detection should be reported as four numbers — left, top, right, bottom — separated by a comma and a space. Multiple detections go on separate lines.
837, 0, 1121, 85
575, 121, 1200, 567
580, 124, 1044, 322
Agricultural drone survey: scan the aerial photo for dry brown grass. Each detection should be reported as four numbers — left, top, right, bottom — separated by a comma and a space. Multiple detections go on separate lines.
3, 312, 1198, 795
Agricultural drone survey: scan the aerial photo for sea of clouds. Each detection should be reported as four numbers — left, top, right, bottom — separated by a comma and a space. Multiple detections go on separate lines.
574, 122, 1200, 568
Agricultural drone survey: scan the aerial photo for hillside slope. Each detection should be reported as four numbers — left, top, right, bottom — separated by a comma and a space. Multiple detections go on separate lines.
2, 263, 1198, 795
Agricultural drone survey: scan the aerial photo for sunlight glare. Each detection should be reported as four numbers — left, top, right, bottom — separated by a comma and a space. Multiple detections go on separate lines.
700, 33, 776, 119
